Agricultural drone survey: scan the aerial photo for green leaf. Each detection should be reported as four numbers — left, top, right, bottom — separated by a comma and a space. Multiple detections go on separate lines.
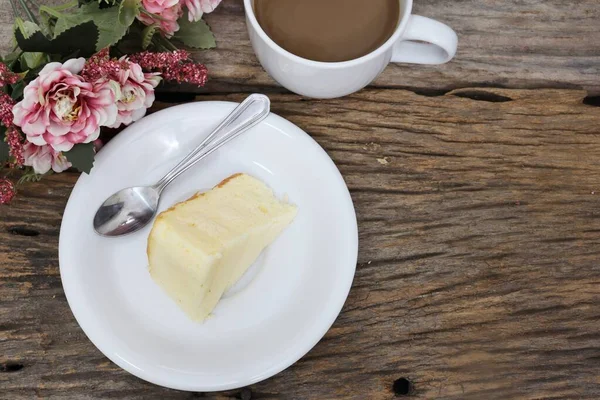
53, 22, 99, 55
13, 20, 47, 53
38, 7, 56, 34
0, 127, 8, 164
15, 20, 98, 56
174, 18, 216, 49
92, 10, 129, 50
0, 143, 10, 163
53, 14, 89, 38
17, 167, 45, 185
20, 52, 46, 70
14, 27, 52, 54
54, 3, 128, 51
64, 142, 95, 174
141, 24, 158, 49
11, 81, 25, 100
33, 5, 59, 37
119, 0, 140, 27
3, 50, 22, 69
99, 0, 118, 7
14, 18, 40, 39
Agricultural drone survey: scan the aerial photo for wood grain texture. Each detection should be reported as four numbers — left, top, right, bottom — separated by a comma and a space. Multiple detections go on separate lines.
162, 0, 600, 94
1, 0, 600, 94
1, 88, 600, 399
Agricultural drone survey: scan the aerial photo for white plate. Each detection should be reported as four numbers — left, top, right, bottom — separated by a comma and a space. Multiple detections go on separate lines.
59, 101, 358, 391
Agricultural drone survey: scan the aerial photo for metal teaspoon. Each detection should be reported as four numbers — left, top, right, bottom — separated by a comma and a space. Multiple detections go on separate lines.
93, 93, 271, 237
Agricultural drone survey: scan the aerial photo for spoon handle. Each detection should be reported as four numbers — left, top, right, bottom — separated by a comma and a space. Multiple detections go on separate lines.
154, 94, 271, 193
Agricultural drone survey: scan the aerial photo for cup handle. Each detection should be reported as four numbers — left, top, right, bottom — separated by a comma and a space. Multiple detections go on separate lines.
391, 15, 458, 65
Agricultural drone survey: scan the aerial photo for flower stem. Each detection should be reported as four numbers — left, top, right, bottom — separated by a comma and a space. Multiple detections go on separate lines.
16, 0, 38, 24
140, 9, 168, 22
158, 36, 178, 51
112, 46, 125, 57
14, 17, 26, 35
151, 36, 169, 52
26, 0, 40, 9
47, 0, 78, 11
8, 0, 20, 18
38, 5, 63, 19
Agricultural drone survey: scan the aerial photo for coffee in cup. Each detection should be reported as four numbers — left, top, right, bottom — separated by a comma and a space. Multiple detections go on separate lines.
254, 0, 400, 63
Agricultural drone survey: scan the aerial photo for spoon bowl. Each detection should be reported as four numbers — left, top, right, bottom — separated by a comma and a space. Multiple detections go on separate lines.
94, 186, 160, 236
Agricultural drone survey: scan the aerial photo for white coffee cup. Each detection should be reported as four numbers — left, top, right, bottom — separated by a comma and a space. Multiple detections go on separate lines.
244, 0, 458, 99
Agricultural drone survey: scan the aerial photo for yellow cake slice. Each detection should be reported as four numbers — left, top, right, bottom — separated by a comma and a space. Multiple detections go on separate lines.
147, 173, 297, 321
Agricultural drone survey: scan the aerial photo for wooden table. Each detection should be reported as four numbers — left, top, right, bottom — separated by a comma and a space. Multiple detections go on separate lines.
2, 1, 600, 399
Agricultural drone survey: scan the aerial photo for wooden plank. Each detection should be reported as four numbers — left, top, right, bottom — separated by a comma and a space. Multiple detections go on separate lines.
1, 0, 599, 94
180, 0, 600, 94
1, 88, 600, 399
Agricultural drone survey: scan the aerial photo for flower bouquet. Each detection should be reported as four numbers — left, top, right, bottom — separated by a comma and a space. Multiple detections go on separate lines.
0, 0, 222, 204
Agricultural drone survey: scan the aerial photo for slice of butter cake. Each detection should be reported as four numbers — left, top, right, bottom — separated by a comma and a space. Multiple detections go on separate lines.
147, 173, 297, 321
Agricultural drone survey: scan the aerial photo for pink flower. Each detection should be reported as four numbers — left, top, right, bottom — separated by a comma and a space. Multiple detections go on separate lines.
138, 0, 182, 37
0, 63, 19, 88
6, 126, 24, 167
0, 178, 15, 204
183, 0, 221, 22
107, 59, 161, 128
81, 49, 130, 83
23, 143, 71, 175
0, 92, 15, 127
141, 0, 178, 13
129, 50, 208, 87
12, 58, 117, 152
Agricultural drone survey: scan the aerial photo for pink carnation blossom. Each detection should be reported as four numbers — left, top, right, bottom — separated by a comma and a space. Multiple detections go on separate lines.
23, 142, 71, 175
138, 0, 182, 37
12, 58, 117, 152
183, 0, 221, 22
107, 59, 161, 128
